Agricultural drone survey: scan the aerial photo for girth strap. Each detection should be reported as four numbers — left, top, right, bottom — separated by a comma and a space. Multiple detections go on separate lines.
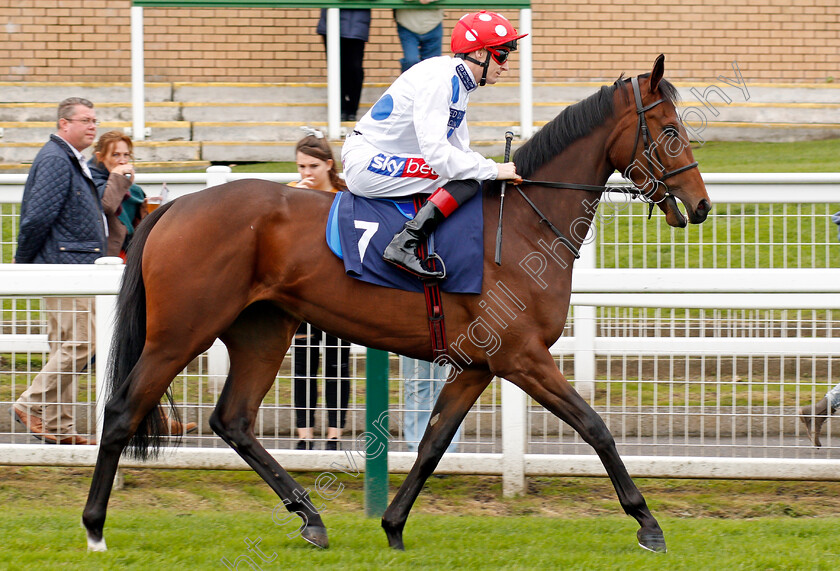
413, 195, 448, 359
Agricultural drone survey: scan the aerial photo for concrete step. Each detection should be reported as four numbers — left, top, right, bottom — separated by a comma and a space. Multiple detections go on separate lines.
0, 102, 183, 122
201, 141, 297, 162
182, 100, 840, 125
4, 80, 839, 107
0, 81, 173, 103
0, 141, 201, 164
181, 102, 326, 122
192, 122, 318, 142
3, 108, 838, 147
0, 121, 191, 143
1, 80, 838, 164
4, 100, 836, 134
3, 121, 839, 166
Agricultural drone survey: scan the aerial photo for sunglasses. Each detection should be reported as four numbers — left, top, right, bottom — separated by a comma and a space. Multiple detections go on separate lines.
488, 48, 510, 65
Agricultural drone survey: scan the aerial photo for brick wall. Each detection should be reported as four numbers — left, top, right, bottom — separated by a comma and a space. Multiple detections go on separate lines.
0, 1, 837, 84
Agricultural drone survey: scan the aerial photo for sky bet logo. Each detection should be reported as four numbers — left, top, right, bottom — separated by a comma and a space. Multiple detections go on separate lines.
367, 154, 439, 179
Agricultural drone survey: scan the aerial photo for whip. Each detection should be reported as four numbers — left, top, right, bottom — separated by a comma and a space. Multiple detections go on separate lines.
494, 130, 515, 265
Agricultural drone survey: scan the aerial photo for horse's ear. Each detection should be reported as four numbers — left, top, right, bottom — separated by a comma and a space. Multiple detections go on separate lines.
650, 54, 665, 92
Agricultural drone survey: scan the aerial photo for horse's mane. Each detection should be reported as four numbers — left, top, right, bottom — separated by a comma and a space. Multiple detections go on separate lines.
512, 74, 680, 178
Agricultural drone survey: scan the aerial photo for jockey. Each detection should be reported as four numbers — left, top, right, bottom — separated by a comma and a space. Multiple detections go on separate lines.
341, 10, 526, 279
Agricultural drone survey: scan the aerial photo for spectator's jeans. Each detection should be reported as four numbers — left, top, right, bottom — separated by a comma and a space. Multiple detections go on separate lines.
826, 383, 840, 412
397, 23, 443, 73
401, 356, 461, 452
16, 297, 94, 434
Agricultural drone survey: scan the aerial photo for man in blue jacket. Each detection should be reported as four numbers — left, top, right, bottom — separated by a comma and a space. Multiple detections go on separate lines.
12, 97, 104, 445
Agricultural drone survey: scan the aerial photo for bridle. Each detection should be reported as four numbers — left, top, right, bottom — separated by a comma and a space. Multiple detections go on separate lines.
517, 75, 697, 199
626, 75, 698, 214
507, 74, 699, 258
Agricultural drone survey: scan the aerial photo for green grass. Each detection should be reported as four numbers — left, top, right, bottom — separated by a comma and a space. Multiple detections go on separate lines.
228, 161, 296, 173
8, 467, 840, 569
2, 509, 839, 570
691, 139, 840, 173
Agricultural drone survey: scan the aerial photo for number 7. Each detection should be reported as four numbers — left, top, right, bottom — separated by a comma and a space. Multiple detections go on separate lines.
354, 220, 379, 262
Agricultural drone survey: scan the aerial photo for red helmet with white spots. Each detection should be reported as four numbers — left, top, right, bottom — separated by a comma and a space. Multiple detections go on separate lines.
450, 10, 527, 55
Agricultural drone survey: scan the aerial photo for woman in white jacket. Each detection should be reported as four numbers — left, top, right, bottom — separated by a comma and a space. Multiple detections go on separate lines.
342, 10, 525, 279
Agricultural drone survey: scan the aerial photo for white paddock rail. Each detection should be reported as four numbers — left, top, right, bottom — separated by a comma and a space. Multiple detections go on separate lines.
3, 264, 840, 491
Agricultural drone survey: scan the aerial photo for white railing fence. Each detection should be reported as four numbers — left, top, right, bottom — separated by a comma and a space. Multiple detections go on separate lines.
2, 171, 840, 493
3, 265, 840, 489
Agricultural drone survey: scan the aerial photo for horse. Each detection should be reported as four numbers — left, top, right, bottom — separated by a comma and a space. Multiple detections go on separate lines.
82, 54, 710, 554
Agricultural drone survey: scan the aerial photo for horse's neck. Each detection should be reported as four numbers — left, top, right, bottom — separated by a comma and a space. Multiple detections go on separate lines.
529, 126, 614, 237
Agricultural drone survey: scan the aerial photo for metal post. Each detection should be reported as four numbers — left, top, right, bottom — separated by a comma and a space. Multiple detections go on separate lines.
130, 6, 146, 142
364, 348, 389, 517
518, 8, 533, 139
326, 8, 341, 140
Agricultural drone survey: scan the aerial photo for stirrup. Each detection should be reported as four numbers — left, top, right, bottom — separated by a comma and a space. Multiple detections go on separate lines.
422, 253, 447, 281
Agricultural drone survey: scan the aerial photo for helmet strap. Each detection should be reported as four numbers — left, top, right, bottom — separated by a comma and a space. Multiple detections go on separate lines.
456, 51, 492, 87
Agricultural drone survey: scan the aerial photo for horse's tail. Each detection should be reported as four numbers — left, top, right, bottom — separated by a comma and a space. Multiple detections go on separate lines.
106, 201, 178, 460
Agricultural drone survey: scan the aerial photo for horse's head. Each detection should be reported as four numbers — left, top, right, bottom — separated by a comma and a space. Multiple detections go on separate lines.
608, 55, 711, 227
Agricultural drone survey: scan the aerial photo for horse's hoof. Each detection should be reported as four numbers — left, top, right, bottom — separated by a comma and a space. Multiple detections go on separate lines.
637, 528, 666, 553
82, 518, 107, 552
86, 530, 107, 552
301, 525, 329, 549
382, 519, 405, 550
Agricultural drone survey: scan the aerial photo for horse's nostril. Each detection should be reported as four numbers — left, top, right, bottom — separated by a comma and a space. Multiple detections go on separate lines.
697, 199, 711, 212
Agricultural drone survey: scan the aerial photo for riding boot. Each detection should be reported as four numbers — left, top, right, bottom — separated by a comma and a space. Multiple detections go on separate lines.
383, 200, 447, 279
800, 397, 831, 447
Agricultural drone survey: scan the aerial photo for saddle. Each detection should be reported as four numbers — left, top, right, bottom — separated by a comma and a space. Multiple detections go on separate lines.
326, 190, 484, 295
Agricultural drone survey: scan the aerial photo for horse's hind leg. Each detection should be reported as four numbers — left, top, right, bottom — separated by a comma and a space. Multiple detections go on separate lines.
208, 303, 328, 548
507, 342, 666, 553
382, 368, 493, 550
83, 339, 207, 551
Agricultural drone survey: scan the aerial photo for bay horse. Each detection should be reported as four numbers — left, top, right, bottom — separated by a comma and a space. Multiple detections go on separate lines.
82, 55, 710, 554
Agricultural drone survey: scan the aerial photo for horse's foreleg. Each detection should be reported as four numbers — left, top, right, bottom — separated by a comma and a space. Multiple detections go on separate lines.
382, 368, 493, 550
508, 344, 666, 553
82, 345, 199, 551
208, 307, 329, 547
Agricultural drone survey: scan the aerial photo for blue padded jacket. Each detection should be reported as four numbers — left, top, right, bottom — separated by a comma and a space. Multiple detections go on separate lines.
15, 134, 107, 264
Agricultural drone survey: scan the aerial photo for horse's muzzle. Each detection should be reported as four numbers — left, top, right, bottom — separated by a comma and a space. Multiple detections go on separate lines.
662, 193, 712, 227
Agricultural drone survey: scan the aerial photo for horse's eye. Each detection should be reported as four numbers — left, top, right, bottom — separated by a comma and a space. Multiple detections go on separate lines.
663, 125, 679, 138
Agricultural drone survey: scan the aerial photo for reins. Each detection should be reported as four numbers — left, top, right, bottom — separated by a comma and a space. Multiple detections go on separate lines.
515, 178, 644, 195
494, 73, 700, 263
